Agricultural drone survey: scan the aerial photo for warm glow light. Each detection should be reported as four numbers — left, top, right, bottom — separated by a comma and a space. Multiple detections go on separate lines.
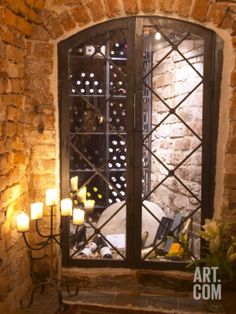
155, 32, 161, 40
46, 188, 58, 206
77, 186, 87, 202
17, 212, 29, 232
73, 208, 85, 225
84, 200, 95, 214
61, 198, 73, 216
31, 202, 43, 220
71, 176, 78, 191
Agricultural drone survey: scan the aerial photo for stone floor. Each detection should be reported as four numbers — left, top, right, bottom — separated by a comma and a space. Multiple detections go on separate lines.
14, 287, 59, 314
11, 268, 236, 314
13, 285, 228, 314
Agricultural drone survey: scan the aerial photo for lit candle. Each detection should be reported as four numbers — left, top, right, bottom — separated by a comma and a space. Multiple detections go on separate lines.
71, 176, 78, 191
61, 198, 72, 216
77, 186, 87, 202
17, 212, 29, 232
31, 202, 43, 220
84, 200, 95, 215
73, 208, 85, 225
46, 188, 58, 206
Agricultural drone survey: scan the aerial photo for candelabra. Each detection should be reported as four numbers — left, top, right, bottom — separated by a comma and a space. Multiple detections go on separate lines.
17, 189, 83, 310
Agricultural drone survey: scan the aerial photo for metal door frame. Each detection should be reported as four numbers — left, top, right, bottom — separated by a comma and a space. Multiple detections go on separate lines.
58, 16, 223, 269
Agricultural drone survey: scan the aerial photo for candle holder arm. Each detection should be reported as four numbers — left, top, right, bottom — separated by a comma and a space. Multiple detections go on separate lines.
35, 220, 50, 238
23, 233, 50, 251
36, 219, 61, 238
20, 278, 68, 312
20, 281, 45, 309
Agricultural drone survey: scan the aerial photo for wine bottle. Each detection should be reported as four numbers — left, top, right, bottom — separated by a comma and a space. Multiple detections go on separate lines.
78, 235, 100, 257
110, 75, 127, 95
141, 231, 149, 248
141, 246, 156, 259
78, 47, 83, 55
93, 80, 99, 94
179, 218, 191, 246
99, 236, 112, 259
111, 41, 127, 58
74, 226, 86, 250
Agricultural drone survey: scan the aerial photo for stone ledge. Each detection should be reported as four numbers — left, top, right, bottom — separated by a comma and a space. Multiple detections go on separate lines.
62, 268, 194, 294
136, 270, 193, 292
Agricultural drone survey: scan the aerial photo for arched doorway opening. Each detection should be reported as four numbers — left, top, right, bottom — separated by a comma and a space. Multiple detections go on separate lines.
58, 17, 222, 269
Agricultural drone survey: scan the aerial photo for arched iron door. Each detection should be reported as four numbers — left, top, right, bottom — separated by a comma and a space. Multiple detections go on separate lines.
58, 17, 222, 268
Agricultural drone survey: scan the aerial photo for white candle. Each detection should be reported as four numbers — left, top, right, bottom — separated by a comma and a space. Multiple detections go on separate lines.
17, 212, 29, 232
73, 208, 85, 225
46, 188, 58, 206
77, 186, 87, 202
61, 198, 72, 216
84, 200, 95, 214
31, 202, 43, 220
71, 176, 78, 191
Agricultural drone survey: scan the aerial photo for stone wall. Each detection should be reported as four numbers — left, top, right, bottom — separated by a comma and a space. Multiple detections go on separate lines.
0, 0, 236, 312
150, 38, 203, 215
0, 1, 46, 312
149, 38, 204, 256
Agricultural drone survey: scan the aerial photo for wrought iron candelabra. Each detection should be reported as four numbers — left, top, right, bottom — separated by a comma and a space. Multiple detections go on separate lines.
17, 190, 80, 310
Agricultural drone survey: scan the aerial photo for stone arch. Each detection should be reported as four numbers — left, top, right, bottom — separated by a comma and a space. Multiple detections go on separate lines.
25, 0, 235, 219
0, 0, 236, 311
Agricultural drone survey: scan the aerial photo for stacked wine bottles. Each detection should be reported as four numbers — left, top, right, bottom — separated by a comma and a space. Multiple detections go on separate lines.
69, 37, 128, 212
109, 70, 127, 96
110, 41, 127, 58
78, 235, 112, 259
72, 72, 104, 95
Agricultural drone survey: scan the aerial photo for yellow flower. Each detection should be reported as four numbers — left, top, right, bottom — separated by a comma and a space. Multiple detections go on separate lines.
166, 243, 184, 257
202, 219, 220, 240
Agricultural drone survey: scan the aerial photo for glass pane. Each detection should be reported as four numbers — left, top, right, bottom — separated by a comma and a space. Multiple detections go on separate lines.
68, 28, 128, 261
141, 25, 204, 262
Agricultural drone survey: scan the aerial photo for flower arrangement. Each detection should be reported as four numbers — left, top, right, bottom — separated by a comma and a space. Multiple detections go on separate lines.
199, 218, 236, 279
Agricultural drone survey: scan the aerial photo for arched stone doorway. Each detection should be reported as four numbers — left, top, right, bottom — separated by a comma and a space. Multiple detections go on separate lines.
58, 16, 222, 268
1, 0, 236, 311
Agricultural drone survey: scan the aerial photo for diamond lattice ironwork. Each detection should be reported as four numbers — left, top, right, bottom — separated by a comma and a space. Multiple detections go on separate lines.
59, 17, 220, 267
141, 26, 204, 261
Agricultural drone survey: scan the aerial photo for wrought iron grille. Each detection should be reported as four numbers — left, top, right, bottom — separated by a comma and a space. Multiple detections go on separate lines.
59, 17, 222, 268
68, 28, 131, 261
141, 26, 204, 262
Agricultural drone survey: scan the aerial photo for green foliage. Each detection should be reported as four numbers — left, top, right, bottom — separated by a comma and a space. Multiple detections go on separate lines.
193, 217, 236, 279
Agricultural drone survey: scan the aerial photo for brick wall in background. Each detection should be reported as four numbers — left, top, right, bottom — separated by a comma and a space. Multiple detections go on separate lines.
0, 2, 40, 312
149, 38, 204, 257
0, 0, 236, 312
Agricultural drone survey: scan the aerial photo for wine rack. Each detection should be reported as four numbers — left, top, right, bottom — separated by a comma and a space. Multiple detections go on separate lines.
142, 35, 153, 197
68, 29, 132, 212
